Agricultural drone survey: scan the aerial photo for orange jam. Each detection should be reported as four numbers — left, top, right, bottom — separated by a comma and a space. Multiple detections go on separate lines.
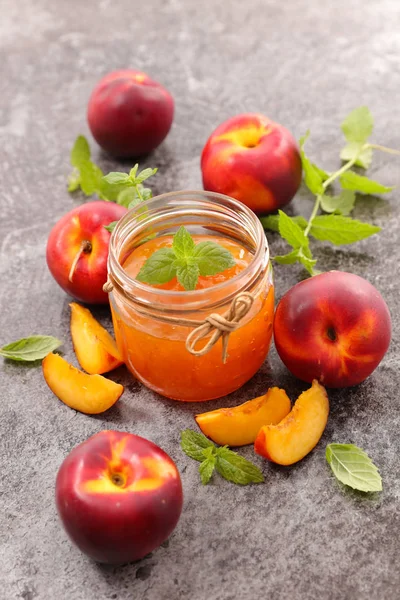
110, 233, 274, 401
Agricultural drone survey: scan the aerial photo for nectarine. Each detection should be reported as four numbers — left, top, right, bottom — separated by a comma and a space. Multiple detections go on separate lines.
46, 201, 127, 304
87, 70, 174, 157
195, 387, 291, 446
56, 430, 183, 564
201, 113, 302, 213
70, 303, 123, 374
42, 353, 123, 414
254, 380, 329, 465
273, 271, 391, 387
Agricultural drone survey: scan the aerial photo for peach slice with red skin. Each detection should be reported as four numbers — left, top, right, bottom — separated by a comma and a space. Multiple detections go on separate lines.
42, 352, 124, 414
70, 302, 123, 375
254, 380, 329, 465
195, 387, 291, 446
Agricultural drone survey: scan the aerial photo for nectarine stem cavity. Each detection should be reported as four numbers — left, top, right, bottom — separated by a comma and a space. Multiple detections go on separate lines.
327, 326, 337, 342
110, 472, 126, 487
68, 240, 92, 282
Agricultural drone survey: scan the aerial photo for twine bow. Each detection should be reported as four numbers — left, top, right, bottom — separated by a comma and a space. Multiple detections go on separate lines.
103, 277, 254, 363
185, 292, 254, 363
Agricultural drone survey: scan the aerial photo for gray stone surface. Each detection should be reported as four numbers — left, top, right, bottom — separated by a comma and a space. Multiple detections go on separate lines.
1, 0, 399, 598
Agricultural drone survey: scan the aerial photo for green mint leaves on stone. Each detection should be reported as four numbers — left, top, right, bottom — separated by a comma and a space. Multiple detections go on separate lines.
214, 446, 264, 485
319, 190, 355, 215
272, 210, 316, 275
68, 136, 157, 218
309, 215, 380, 245
102, 164, 157, 208
0, 336, 62, 362
339, 171, 394, 195
180, 430, 264, 486
137, 226, 235, 291
263, 106, 396, 277
326, 443, 382, 493
68, 135, 104, 195
340, 106, 374, 168
299, 131, 325, 195
180, 429, 215, 462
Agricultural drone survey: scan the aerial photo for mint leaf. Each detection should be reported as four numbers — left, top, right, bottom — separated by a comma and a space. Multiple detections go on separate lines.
102, 172, 130, 185
320, 190, 356, 215
278, 210, 309, 250
67, 173, 81, 192
340, 107, 374, 169
80, 162, 104, 196
261, 214, 307, 233
341, 106, 374, 144
117, 187, 138, 208
199, 457, 216, 485
215, 446, 264, 485
104, 221, 117, 233
176, 262, 200, 291
136, 227, 235, 290
129, 164, 139, 180
340, 142, 373, 169
0, 336, 62, 362
136, 248, 177, 285
310, 215, 381, 245
326, 443, 382, 493
181, 431, 263, 486
199, 448, 216, 485
340, 171, 394, 195
181, 429, 215, 462
297, 248, 317, 275
299, 132, 324, 195
274, 249, 316, 274
193, 241, 235, 276
68, 136, 104, 196
312, 163, 330, 182
140, 187, 153, 202
71, 135, 91, 167
173, 226, 196, 260
135, 167, 158, 184
273, 250, 301, 265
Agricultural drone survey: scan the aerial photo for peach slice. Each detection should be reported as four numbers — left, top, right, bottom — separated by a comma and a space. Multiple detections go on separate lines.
195, 387, 291, 446
254, 380, 329, 465
70, 302, 123, 375
42, 353, 124, 414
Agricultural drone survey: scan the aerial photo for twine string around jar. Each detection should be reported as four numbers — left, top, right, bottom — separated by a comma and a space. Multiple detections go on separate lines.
103, 279, 254, 363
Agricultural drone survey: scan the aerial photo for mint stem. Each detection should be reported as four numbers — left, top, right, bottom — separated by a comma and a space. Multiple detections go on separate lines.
367, 143, 400, 156
303, 149, 361, 239
304, 194, 322, 237
134, 184, 144, 202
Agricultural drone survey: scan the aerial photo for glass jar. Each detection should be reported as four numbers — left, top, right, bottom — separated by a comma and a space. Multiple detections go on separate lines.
107, 191, 274, 402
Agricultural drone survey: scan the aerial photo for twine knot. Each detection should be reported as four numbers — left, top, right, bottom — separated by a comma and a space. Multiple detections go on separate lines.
103, 278, 114, 293
103, 276, 255, 363
185, 292, 254, 363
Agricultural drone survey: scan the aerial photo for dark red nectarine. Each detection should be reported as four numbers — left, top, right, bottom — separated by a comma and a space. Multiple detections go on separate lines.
87, 69, 174, 157
273, 271, 391, 387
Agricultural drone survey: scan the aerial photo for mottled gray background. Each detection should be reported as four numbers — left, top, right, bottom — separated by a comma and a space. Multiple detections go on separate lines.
1, 0, 399, 599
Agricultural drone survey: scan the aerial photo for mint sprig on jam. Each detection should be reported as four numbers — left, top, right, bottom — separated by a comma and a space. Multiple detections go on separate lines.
136, 226, 235, 291
262, 106, 400, 275
181, 430, 264, 486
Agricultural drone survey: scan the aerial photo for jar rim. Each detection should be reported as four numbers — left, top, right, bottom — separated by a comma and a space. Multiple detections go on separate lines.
108, 190, 269, 311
